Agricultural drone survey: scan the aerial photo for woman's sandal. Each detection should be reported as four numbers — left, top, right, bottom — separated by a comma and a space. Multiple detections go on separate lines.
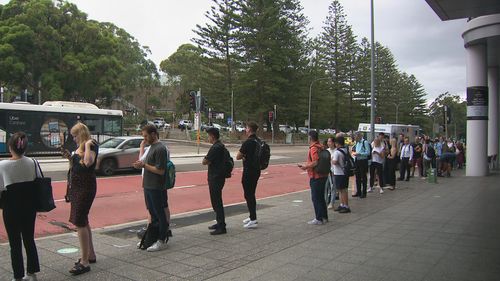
69, 262, 91, 275
74, 258, 96, 265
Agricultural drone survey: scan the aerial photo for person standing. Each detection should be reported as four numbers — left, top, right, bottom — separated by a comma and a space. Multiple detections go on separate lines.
332, 136, 351, 213
0, 132, 40, 281
399, 137, 413, 181
63, 123, 98, 275
133, 124, 169, 251
203, 128, 227, 235
369, 138, 386, 194
298, 131, 329, 224
385, 138, 398, 190
352, 132, 370, 198
411, 137, 424, 178
236, 122, 261, 229
326, 137, 337, 209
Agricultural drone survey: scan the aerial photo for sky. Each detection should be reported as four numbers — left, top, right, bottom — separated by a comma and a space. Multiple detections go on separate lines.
0, 0, 468, 102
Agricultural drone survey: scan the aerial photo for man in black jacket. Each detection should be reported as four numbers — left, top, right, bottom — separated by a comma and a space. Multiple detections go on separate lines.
203, 128, 227, 235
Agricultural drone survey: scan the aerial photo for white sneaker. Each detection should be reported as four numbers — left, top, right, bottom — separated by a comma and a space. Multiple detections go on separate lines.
136, 241, 142, 249
146, 240, 167, 252
243, 220, 258, 229
22, 274, 38, 281
327, 203, 334, 209
242, 217, 251, 224
367, 187, 373, 193
379, 188, 384, 194
307, 219, 323, 225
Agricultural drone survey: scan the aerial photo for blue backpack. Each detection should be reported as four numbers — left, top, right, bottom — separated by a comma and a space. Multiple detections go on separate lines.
165, 160, 176, 189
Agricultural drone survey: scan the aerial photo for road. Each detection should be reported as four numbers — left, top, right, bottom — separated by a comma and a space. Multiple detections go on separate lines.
0, 144, 312, 241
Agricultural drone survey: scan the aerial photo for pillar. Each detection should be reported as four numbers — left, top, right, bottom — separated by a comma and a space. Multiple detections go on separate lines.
466, 44, 488, 176
488, 67, 499, 169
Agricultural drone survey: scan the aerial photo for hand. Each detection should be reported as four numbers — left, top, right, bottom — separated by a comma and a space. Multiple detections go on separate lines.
133, 160, 145, 169
140, 140, 146, 148
61, 148, 71, 159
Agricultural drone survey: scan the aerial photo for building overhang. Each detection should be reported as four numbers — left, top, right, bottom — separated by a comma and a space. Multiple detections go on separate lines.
425, 0, 500, 21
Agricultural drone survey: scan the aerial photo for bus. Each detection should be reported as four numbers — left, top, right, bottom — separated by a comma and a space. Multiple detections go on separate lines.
0, 101, 123, 155
357, 123, 420, 141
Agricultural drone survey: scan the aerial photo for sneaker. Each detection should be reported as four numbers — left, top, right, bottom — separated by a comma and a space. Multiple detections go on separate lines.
208, 224, 218, 230
388, 186, 395, 190
328, 203, 334, 209
210, 228, 227, 235
243, 220, 258, 229
242, 217, 251, 224
379, 188, 384, 194
136, 241, 142, 249
307, 219, 323, 225
322, 218, 329, 223
339, 207, 351, 213
22, 274, 37, 281
146, 240, 167, 252
367, 187, 373, 193
334, 206, 344, 212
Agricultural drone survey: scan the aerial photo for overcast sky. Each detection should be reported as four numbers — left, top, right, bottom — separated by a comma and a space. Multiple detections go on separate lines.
1, 0, 468, 102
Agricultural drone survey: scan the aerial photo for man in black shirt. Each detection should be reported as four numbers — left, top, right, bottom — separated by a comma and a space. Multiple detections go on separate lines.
236, 121, 261, 229
202, 128, 227, 235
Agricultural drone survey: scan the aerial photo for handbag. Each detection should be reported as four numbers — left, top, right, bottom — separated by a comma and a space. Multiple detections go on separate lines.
65, 168, 71, 202
32, 159, 56, 212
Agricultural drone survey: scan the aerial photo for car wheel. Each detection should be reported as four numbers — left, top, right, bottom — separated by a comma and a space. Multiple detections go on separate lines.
100, 158, 117, 176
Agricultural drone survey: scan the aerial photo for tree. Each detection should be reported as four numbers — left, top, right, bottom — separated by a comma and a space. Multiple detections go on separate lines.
428, 92, 466, 139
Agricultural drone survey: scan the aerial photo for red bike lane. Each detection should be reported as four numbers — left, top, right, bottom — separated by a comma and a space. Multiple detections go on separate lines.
0, 164, 310, 241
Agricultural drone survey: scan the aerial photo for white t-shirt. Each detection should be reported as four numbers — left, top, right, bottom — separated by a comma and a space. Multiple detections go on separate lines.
372, 145, 385, 164
327, 148, 335, 173
332, 147, 347, 176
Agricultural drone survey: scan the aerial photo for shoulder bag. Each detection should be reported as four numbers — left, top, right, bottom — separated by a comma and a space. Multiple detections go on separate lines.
32, 159, 56, 212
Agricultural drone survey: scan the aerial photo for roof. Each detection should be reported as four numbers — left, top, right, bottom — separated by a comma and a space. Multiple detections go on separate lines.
425, 0, 500, 21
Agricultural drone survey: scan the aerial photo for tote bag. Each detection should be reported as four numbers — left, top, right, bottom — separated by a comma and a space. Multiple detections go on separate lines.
32, 159, 56, 212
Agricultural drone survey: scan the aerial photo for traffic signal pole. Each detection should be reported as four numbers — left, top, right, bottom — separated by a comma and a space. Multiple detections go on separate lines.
196, 89, 201, 154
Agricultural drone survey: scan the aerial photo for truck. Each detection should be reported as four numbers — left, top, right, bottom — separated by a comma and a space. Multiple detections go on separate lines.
357, 123, 420, 140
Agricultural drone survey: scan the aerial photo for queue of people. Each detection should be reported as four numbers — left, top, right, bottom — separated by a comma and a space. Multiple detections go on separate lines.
0, 121, 466, 280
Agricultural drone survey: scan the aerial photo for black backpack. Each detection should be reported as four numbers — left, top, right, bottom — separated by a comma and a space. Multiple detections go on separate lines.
337, 148, 356, 177
137, 223, 159, 250
313, 147, 331, 175
223, 146, 234, 178
254, 139, 271, 170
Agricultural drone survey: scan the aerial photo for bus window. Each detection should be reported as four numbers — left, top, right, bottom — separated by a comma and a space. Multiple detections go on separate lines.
104, 118, 121, 136
83, 117, 102, 133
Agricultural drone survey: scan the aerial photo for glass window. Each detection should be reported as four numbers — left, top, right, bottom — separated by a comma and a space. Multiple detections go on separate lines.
104, 117, 122, 136
83, 117, 102, 133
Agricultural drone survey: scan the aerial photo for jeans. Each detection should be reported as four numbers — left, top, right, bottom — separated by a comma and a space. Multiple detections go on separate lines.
326, 174, 336, 205
208, 178, 226, 228
310, 177, 328, 221
144, 188, 169, 241
242, 171, 260, 221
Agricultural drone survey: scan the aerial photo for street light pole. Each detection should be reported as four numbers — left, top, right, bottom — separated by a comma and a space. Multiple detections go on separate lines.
370, 0, 376, 141
308, 77, 329, 132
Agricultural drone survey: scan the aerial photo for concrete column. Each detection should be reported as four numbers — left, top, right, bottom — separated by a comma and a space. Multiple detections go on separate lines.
488, 67, 499, 169
466, 44, 488, 176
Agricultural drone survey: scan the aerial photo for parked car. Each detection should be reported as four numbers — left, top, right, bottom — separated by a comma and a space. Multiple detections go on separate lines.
178, 119, 193, 130
96, 136, 144, 176
298, 127, 308, 134
153, 118, 166, 128
279, 125, 292, 133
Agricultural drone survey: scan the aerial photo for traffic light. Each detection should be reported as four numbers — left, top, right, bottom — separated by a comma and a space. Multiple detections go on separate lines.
189, 91, 196, 110
268, 111, 274, 123
443, 105, 451, 125
201, 97, 208, 112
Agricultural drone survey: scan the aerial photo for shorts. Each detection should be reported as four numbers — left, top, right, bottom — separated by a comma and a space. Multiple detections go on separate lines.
334, 175, 348, 190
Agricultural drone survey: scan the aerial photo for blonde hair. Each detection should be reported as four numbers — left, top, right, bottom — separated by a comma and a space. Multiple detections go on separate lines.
373, 137, 381, 147
71, 122, 91, 159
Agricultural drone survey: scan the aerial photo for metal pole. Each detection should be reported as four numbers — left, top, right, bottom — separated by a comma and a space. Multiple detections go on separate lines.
231, 90, 234, 130
197, 88, 201, 154
395, 103, 399, 124
272, 104, 276, 144
308, 77, 329, 132
0, 86, 3, 103
444, 106, 448, 139
370, 0, 376, 141
38, 81, 41, 105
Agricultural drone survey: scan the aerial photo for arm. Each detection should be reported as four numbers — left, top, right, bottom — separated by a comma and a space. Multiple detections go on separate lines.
139, 140, 146, 159
236, 151, 244, 160
83, 140, 96, 167
143, 163, 165, 175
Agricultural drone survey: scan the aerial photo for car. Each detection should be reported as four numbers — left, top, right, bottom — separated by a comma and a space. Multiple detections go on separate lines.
298, 127, 308, 134
153, 118, 166, 128
178, 120, 193, 130
279, 125, 292, 133
96, 136, 144, 176
235, 124, 245, 132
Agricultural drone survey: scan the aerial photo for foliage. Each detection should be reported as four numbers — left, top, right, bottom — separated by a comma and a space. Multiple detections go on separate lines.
428, 92, 466, 139
0, 0, 157, 104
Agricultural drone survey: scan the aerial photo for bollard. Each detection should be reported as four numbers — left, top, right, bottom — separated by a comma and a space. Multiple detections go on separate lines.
428, 168, 437, 184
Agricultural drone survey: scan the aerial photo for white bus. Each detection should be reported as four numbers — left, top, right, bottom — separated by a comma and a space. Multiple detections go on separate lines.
0, 101, 123, 155
357, 123, 420, 140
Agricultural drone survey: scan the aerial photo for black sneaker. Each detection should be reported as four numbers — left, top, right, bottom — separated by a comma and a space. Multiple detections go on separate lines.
360, 194, 366, 198
334, 206, 344, 212
167, 229, 173, 237
210, 228, 227, 235
208, 224, 218, 230
352, 193, 359, 197
339, 207, 351, 213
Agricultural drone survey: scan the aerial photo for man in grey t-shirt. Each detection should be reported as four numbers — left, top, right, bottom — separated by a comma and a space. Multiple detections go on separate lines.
133, 125, 168, 252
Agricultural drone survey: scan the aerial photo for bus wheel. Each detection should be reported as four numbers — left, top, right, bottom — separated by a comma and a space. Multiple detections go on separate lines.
100, 159, 117, 176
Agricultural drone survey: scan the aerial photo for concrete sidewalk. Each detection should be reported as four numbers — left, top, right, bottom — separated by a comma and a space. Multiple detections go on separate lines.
1, 170, 500, 281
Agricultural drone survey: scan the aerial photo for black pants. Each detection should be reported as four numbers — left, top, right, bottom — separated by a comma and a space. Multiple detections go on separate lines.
385, 157, 397, 186
242, 172, 260, 221
208, 178, 226, 228
144, 189, 169, 241
310, 177, 328, 221
355, 159, 369, 196
3, 208, 40, 279
399, 157, 411, 180
370, 162, 384, 188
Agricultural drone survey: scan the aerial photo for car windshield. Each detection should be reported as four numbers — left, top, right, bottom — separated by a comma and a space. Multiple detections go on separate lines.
100, 138, 125, 148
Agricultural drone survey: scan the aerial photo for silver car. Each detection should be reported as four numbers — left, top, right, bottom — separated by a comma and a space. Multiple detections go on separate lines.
96, 136, 144, 176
